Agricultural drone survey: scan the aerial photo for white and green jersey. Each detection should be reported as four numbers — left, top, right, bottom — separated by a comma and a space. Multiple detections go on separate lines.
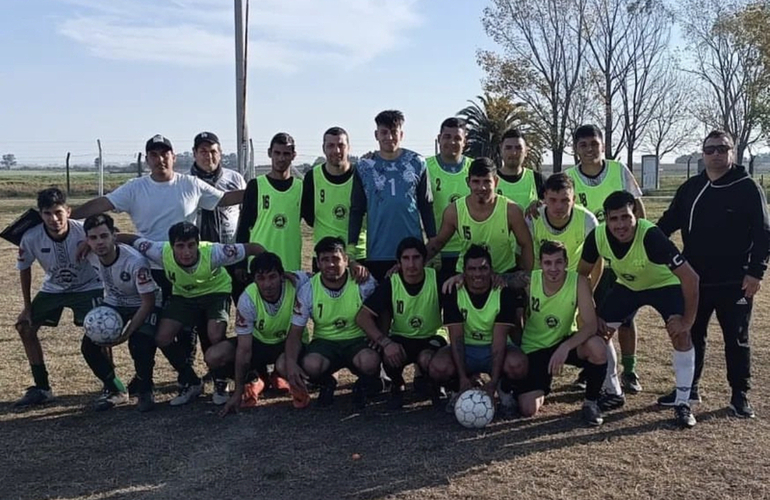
87, 243, 159, 308
235, 271, 310, 340
17, 220, 103, 294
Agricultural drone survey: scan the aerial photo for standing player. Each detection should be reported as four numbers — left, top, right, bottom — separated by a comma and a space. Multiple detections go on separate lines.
82, 214, 159, 412
517, 241, 607, 426
428, 245, 528, 413
657, 130, 770, 418
496, 129, 545, 208
285, 237, 379, 409
427, 158, 534, 274
14, 188, 103, 407
356, 237, 446, 409
578, 191, 700, 428
348, 110, 436, 281
425, 117, 472, 281
564, 124, 646, 393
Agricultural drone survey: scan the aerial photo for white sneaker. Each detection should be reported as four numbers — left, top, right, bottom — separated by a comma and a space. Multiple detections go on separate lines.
212, 380, 229, 406
94, 389, 129, 412
170, 383, 203, 406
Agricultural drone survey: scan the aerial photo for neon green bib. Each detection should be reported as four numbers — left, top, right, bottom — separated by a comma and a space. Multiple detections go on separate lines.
565, 160, 624, 222
311, 273, 364, 341
427, 155, 471, 255
532, 205, 593, 272
521, 270, 578, 353
455, 196, 515, 273
249, 176, 302, 270
246, 282, 296, 345
162, 242, 231, 298
390, 267, 443, 339
457, 287, 501, 346
595, 219, 680, 291
497, 168, 538, 208
312, 164, 366, 260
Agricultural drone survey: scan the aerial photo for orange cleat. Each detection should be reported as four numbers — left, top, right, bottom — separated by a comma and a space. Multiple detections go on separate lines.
240, 378, 266, 408
270, 372, 291, 392
290, 384, 310, 409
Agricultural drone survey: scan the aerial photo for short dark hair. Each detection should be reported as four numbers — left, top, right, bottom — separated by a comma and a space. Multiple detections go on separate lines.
543, 173, 574, 193
269, 132, 295, 152
702, 129, 734, 148
502, 128, 525, 142
314, 236, 346, 257
84, 213, 116, 233
468, 157, 497, 178
573, 124, 603, 143
37, 188, 67, 211
396, 236, 427, 261
603, 190, 636, 214
463, 244, 493, 270
439, 117, 467, 133
323, 127, 349, 143
168, 221, 200, 244
249, 251, 284, 277
539, 240, 568, 261
375, 110, 405, 129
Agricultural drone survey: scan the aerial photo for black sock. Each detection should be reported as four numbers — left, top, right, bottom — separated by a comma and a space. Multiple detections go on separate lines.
584, 361, 608, 402
160, 342, 200, 386
31, 364, 50, 390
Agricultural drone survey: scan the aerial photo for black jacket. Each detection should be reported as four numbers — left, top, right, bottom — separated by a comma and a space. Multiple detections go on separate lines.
657, 165, 770, 286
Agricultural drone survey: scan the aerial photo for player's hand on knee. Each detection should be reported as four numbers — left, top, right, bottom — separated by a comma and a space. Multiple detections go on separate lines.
287, 362, 308, 393
596, 318, 614, 340
666, 315, 690, 343
548, 345, 569, 375
441, 273, 465, 294
482, 381, 496, 399
383, 342, 406, 368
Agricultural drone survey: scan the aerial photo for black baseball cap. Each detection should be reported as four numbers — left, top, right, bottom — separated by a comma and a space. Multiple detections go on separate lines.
194, 131, 220, 149
145, 134, 173, 152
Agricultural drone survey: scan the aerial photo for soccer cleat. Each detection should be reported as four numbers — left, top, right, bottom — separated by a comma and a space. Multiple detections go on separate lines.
729, 391, 756, 419
212, 379, 229, 406
241, 378, 266, 408
269, 372, 291, 392
169, 383, 203, 406
621, 372, 643, 394
94, 389, 128, 412
598, 391, 626, 411
137, 392, 155, 413
657, 387, 701, 407
316, 377, 338, 408
387, 386, 404, 410
582, 400, 604, 426
290, 383, 310, 409
675, 404, 697, 428
352, 378, 368, 410
573, 370, 587, 390
14, 386, 54, 408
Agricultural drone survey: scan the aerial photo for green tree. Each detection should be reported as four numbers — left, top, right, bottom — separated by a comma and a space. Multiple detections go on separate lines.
1, 153, 16, 169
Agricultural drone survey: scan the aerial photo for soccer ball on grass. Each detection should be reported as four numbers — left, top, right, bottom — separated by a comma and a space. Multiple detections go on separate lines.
454, 389, 495, 429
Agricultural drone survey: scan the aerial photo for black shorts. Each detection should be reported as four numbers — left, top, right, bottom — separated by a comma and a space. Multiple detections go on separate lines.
593, 269, 633, 327
366, 260, 397, 283
520, 339, 584, 395
388, 334, 447, 365
599, 284, 684, 325
229, 336, 285, 372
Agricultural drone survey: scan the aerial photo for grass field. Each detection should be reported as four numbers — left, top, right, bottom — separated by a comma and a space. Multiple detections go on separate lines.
0, 194, 768, 500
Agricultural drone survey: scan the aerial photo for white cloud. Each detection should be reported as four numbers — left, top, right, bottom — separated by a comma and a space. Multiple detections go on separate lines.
55, 0, 422, 72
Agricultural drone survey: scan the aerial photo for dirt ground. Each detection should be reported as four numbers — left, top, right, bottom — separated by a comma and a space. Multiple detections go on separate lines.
0, 198, 768, 500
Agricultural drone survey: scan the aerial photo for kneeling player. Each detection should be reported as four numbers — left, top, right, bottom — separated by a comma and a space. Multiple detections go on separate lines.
518, 241, 607, 426
428, 245, 527, 414
83, 214, 160, 412
578, 191, 699, 428
356, 237, 446, 409
207, 252, 310, 416
285, 237, 380, 409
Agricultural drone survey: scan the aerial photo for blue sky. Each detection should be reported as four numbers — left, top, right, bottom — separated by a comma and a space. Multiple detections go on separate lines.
0, 0, 497, 166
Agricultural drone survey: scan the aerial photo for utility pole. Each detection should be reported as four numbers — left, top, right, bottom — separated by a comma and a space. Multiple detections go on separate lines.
235, 0, 250, 178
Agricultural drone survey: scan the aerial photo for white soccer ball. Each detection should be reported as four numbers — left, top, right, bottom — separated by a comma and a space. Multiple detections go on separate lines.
84, 306, 126, 346
454, 389, 495, 429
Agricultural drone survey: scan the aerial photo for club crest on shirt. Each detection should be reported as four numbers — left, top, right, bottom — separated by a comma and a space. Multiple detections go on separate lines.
334, 318, 347, 329
120, 271, 131, 282
409, 316, 424, 329
138, 241, 152, 254
333, 205, 347, 220
137, 268, 152, 285
273, 214, 287, 229
236, 310, 249, 329
621, 273, 636, 282
223, 244, 238, 257
545, 315, 560, 329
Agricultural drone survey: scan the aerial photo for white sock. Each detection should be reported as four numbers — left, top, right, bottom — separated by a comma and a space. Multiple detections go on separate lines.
602, 339, 623, 396
673, 348, 695, 406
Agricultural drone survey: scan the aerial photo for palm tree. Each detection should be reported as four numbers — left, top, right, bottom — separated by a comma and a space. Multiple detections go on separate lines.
458, 94, 544, 171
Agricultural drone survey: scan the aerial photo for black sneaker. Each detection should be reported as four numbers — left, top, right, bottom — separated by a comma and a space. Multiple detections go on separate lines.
137, 392, 155, 413
94, 389, 128, 412
573, 369, 587, 390
14, 386, 54, 408
675, 404, 696, 428
316, 377, 337, 408
621, 372, 643, 394
729, 391, 756, 419
598, 391, 626, 411
657, 387, 701, 407
582, 400, 604, 426
387, 386, 404, 410
352, 378, 368, 410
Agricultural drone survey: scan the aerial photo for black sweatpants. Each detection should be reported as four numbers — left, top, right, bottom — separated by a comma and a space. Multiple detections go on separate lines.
691, 284, 752, 392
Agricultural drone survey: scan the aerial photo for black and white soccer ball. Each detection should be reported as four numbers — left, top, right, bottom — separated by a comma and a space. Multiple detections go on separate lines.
454, 389, 495, 429
84, 306, 126, 346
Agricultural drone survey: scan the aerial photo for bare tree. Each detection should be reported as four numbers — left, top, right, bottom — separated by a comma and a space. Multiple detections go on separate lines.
644, 65, 699, 159
479, 0, 590, 172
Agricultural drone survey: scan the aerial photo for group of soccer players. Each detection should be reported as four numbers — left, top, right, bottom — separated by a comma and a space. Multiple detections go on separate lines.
11, 111, 767, 430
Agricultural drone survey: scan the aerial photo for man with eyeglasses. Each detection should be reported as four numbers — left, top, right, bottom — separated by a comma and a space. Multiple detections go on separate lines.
657, 130, 770, 418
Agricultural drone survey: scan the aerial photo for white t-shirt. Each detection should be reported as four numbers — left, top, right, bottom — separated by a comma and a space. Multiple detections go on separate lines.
235, 271, 310, 335
17, 220, 103, 294
106, 173, 224, 241
133, 238, 247, 271
87, 243, 159, 308
291, 275, 377, 328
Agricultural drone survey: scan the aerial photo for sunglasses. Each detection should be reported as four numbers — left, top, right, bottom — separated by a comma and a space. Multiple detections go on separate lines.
703, 145, 731, 155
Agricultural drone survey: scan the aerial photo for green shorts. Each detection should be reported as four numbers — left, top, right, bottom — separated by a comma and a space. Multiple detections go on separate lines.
31, 289, 104, 327
162, 293, 231, 326
110, 305, 162, 338
305, 337, 371, 374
